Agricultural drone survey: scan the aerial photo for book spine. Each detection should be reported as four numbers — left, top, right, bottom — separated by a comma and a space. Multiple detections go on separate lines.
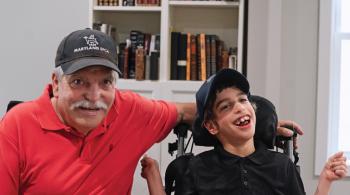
135, 46, 145, 80
186, 33, 191, 81
200, 33, 206, 81
177, 33, 187, 80
190, 34, 197, 81
170, 32, 179, 80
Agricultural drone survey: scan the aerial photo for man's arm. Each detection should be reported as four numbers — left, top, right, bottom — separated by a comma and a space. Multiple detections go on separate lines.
314, 152, 347, 195
174, 103, 196, 125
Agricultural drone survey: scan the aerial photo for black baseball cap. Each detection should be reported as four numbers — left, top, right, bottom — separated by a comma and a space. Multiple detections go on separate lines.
55, 28, 121, 75
193, 68, 250, 146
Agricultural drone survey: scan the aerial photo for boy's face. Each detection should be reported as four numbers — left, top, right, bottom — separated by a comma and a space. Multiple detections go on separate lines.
204, 87, 256, 146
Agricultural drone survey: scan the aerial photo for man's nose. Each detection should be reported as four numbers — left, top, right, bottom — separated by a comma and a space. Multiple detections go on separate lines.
85, 84, 102, 102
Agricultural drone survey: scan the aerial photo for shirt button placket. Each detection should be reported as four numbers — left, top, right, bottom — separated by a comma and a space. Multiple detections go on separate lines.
240, 162, 249, 189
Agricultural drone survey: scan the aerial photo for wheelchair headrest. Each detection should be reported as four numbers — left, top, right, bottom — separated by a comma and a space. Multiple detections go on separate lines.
192, 95, 278, 149
6, 100, 23, 112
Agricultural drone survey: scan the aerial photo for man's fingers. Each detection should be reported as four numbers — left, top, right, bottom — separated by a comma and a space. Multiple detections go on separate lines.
278, 120, 304, 135
276, 127, 294, 137
293, 136, 298, 150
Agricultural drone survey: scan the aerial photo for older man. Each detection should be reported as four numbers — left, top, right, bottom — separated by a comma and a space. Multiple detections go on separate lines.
0, 28, 302, 194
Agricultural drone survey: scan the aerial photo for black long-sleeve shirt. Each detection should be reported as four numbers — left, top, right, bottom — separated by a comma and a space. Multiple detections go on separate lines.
178, 143, 305, 195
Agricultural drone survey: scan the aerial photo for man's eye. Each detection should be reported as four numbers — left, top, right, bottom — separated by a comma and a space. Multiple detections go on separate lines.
103, 79, 113, 87
71, 79, 84, 87
104, 79, 112, 85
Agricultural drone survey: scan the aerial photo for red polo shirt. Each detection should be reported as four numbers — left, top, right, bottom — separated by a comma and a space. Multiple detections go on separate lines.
0, 85, 178, 195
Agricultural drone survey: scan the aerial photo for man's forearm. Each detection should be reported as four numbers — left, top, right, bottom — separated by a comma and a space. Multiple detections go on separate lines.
175, 103, 196, 125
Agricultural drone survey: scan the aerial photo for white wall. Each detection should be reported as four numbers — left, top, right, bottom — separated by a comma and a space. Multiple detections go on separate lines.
248, 0, 350, 194
0, 0, 89, 115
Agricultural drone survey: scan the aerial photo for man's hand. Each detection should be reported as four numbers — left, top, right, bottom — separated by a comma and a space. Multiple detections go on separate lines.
277, 120, 304, 149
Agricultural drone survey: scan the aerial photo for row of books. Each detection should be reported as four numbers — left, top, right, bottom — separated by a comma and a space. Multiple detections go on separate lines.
93, 23, 161, 80
97, 0, 161, 6
171, 32, 238, 81
118, 31, 161, 80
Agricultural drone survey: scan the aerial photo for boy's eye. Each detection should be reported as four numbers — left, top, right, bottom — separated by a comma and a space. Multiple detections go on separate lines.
240, 97, 248, 103
219, 103, 232, 111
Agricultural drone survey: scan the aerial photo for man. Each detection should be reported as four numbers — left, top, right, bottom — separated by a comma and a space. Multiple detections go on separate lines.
0, 29, 303, 194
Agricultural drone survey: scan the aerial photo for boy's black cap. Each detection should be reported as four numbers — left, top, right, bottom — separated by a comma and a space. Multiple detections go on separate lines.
193, 68, 250, 146
55, 28, 121, 75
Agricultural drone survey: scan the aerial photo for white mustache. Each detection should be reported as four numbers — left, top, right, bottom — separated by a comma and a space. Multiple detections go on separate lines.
70, 100, 108, 110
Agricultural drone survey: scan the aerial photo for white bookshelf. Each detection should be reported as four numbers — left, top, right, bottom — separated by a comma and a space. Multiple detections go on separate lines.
88, 0, 246, 194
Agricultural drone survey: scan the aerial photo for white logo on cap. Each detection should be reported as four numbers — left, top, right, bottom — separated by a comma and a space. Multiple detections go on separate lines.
83, 35, 98, 47
73, 34, 110, 54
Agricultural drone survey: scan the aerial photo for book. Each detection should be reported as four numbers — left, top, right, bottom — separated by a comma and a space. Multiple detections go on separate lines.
190, 34, 197, 81
205, 35, 211, 78
210, 35, 217, 76
118, 42, 126, 77
199, 33, 206, 80
150, 51, 160, 80
135, 46, 145, 80
129, 30, 142, 79
186, 33, 191, 81
170, 32, 180, 80
145, 55, 151, 80
177, 33, 187, 80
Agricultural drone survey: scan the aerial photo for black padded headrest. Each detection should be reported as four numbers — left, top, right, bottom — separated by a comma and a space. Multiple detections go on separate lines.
192, 95, 278, 149
6, 100, 23, 112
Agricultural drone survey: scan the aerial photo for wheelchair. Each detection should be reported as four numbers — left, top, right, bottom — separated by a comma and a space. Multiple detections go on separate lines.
165, 95, 300, 195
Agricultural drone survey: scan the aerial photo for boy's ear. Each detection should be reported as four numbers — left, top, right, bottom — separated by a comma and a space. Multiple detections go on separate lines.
204, 120, 219, 135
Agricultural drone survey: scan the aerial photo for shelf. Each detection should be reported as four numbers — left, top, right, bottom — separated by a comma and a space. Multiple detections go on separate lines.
169, 0, 239, 8
93, 6, 162, 12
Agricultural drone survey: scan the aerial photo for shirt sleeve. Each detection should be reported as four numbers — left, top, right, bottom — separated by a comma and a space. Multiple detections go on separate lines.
285, 160, 306, 195
128, 92, 178, 143
0, 115, 20, 195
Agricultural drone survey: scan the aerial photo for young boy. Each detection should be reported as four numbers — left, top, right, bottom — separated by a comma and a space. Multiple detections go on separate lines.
141, 68, 347, 195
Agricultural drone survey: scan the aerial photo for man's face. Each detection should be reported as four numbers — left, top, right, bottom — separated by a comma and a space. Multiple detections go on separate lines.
204, 87, 256, 146
52, 66, 116, 133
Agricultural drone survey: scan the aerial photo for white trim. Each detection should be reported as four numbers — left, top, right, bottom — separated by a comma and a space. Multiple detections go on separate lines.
315, 0, 335, 175
315, 0, 350, 176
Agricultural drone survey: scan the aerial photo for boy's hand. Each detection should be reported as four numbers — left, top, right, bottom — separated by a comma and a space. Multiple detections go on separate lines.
140, 155, 160, 179
321, 151, 348, 181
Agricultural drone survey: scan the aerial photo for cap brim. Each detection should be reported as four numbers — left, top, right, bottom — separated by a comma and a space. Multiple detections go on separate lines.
60, 57, 122, 75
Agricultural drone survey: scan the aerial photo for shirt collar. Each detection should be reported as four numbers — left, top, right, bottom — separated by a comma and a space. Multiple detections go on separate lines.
215, 141, 269, 165
35, 84, 119, 135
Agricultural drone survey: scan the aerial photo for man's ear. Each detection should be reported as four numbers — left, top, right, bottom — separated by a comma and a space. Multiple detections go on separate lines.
204, 120, 219, 135
51, 73, 59, 98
